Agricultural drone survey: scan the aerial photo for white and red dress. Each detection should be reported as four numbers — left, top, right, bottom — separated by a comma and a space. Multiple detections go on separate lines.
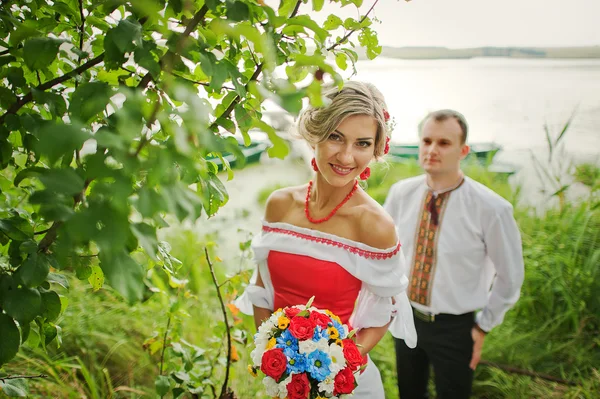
236, 221, 417, 398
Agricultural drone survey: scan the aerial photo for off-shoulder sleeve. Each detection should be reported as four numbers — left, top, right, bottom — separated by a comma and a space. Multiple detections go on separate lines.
234, 234, 275, 315
349, 248, 417, 348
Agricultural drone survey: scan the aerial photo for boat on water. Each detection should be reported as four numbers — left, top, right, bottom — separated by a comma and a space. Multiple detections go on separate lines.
387, 141, 518, 177
206, 135, 269, 171
388, 142, 501, 161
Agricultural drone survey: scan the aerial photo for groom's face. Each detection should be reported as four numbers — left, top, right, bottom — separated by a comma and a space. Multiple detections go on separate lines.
418, 117, 469, 176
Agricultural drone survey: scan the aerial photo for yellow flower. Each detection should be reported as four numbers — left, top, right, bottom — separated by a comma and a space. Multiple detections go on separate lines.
334, 338, 343, 346
266, 337, 277, 350
327, 326, 340, 340
247, 364, 257, 377
325, 309, 342, 324
278, 315, 290, 330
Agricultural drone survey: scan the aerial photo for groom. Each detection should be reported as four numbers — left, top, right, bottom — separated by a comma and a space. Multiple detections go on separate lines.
384, 109, 525, 398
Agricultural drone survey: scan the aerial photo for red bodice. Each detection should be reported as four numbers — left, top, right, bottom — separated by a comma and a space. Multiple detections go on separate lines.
268, 251, 362, 325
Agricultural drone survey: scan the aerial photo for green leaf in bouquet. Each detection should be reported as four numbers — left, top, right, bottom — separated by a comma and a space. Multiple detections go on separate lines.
347, 329, 357, 339
304, 295, 315, 308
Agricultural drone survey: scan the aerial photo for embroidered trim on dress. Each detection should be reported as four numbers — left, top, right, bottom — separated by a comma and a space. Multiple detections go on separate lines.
262, 226, 401, 260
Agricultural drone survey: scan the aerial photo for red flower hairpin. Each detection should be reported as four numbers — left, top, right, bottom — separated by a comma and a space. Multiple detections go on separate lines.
384, 136, 391, 155
383, 109, 390, 122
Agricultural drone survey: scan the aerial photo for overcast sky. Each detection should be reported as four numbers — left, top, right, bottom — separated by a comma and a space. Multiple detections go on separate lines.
310, 0, 600, 48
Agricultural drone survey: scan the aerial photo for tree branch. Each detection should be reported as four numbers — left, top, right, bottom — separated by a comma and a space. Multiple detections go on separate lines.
0, 374, 48, 382
327, 0, 379, 51
209, 0, 303, 130
75, 0, 86, 91
137, 5, 209, 89
204, 248, 233, 399
38, 178, 93, 253
0, 53, 105, 125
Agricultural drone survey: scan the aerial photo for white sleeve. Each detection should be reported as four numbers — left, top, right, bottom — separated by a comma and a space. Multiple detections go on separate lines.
350, 287, 417, 348
476, 206, 525, 331
234, 260, 275, 315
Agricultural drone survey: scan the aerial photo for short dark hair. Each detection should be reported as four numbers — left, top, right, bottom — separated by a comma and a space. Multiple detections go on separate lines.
418, 109, 469, 144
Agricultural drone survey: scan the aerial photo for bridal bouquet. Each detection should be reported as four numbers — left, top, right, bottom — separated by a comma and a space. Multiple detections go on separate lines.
248, 298, 365, 399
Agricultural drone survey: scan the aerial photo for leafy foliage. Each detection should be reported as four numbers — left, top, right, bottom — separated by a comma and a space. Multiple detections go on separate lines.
0, 0, 387, 395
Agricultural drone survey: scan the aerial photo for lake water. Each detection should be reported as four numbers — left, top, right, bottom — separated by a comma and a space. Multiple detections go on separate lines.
347, 57, 600, 155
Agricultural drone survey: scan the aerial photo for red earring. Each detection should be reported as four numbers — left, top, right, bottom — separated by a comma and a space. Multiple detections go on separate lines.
311, 158, 319, 172
359, 167, 371, 180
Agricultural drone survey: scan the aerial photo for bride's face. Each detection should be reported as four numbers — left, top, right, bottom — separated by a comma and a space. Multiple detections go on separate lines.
314, 114, 377, 187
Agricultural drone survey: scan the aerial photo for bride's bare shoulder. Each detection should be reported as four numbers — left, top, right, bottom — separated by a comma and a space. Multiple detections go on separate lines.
355, 194, 398, 250
264, 184, 306, 223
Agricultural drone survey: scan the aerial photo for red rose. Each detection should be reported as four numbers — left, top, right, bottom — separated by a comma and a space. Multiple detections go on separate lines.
333, 366, 356, 395
383, 109, 390, 122
285, 307, 301, 319
309, 311, 331, 329
342, 339, 364, 370
288, 316, 315, 340
286, 373, 311, 399
260, 348, 287, 381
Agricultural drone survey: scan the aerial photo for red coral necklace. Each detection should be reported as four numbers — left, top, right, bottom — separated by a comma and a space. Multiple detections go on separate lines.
305, 180, 359, 224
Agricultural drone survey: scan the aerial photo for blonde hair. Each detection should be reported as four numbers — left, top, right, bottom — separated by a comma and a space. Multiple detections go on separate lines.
297, 81, 389, 157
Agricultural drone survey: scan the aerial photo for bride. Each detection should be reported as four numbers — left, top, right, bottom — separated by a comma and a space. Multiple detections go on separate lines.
236, 81, 417, 398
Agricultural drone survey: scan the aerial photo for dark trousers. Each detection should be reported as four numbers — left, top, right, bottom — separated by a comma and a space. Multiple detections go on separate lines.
395, 311, 475, 399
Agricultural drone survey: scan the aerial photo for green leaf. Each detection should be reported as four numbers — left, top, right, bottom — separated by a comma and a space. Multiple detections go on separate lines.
0, 313, 20, 366
312, 0, 325, 11
323, 14, 343, 30
0, 86, 17, 110
287, 16, 330, 43
335, 52, 348, 70
6, 67, 27, 89
88, 265, 104, 291
134, 47, 160, 79
3, 286, 42, 323
69, 82, 112, 123
16, 253, 50, 288
9, 23, 41, 46
47, 272, 70, 289
226, 1, 250, 22
23, 37, 63, 71
99, 251, 145, 304
31, 89, 67, 117
0, 378, 28, 397
131, 223, 158, 260
0, 217, 33, 241
254, 120, 289, 159
35, 123, 90, 164
155, 375, 170, 396
41, 291, 62, 322
39, 168, 84, 195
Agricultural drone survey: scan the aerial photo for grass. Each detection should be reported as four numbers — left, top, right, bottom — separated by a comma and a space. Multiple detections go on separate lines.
2, 161, 598, 399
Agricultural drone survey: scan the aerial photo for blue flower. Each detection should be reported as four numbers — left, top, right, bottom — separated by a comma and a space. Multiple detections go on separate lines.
276, 329, 298, 352
287, 352, 308, 374
307, 350, 332, 382
332, 320, 346, 338
312, 326, 329, 341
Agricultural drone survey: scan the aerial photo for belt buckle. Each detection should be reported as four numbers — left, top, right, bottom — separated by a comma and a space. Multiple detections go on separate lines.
414, 308, 435, 322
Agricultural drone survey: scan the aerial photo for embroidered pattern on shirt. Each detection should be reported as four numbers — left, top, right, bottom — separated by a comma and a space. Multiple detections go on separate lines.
262, 225, 401, 260
408, 191, 451, 306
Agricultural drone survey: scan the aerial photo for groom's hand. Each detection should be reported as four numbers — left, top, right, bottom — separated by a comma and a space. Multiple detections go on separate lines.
469, 325, 486, 370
